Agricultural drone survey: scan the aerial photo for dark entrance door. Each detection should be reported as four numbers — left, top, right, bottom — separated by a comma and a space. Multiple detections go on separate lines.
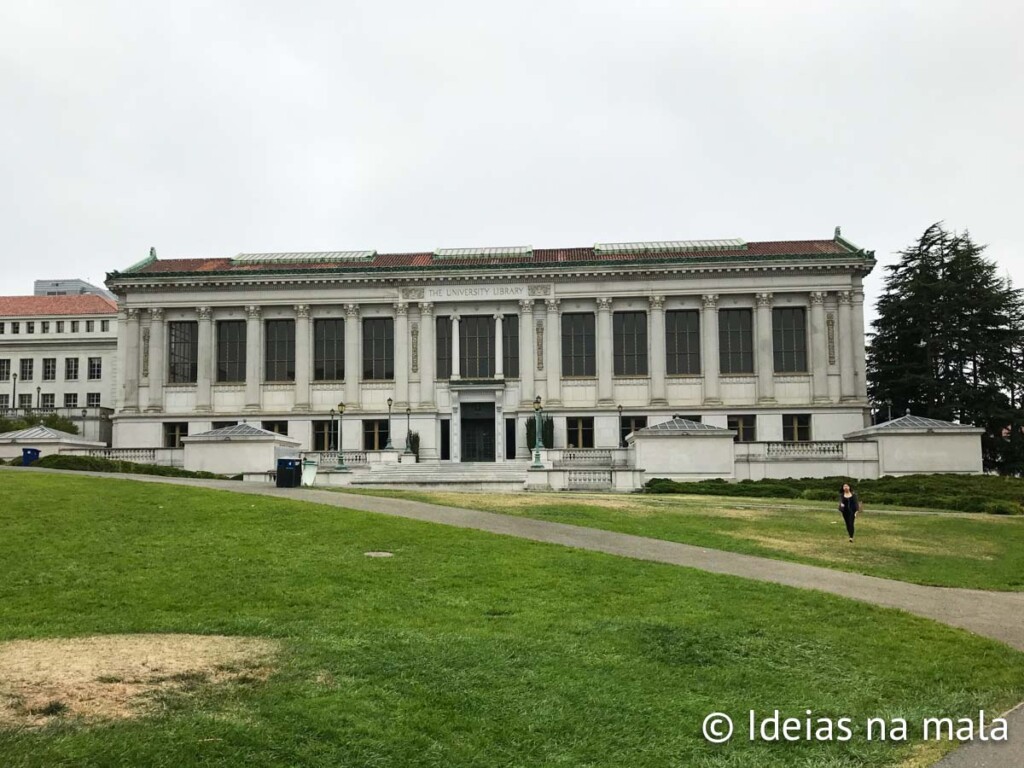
460, 402, 495, 462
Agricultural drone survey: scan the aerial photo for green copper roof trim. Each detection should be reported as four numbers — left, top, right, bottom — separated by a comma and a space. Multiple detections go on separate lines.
123, 247, 158, 274
107, 249, 874, 283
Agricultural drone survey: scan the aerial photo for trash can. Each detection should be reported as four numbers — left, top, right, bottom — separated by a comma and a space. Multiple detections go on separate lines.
21, 448, 41, 466
276, 458, 301, 488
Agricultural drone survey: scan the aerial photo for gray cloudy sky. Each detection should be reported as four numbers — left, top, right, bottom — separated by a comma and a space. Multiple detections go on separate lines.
2, 1, 1021, 322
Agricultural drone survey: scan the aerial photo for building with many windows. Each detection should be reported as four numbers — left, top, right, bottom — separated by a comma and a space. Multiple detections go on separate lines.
105, 232, 879, 473
0, 294, 118, 443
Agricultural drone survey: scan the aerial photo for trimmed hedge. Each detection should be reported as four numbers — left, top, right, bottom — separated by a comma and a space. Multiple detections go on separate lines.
644, 474, 1024, 515
32, 453, 231, 480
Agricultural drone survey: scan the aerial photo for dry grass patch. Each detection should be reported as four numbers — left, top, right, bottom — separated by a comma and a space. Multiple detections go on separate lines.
0, 634, 278, 727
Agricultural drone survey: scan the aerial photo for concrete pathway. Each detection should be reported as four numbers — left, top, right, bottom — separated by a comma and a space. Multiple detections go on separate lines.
7, 467, 1024, 765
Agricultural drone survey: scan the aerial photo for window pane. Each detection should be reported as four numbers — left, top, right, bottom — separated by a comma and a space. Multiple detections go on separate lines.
719, 309, 753, 374
217, 321, 247, 382
772, 307, 808, 373
613, 311, 648, 376
436, 316, 452, 379
460, 315, 494, 378
561, 313, 596, 376
362, 418, 390, 450
727, 415, 757, 442
362, 319, 394, 380
666, 310, 701, 374
265, 320, 296, 382
314, 318, 345, 381
502, 314, 519, 378
168, 321, 198, 383
566, 416, 595, 448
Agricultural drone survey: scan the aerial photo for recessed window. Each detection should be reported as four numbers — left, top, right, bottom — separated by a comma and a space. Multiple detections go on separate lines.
65, 358, 79, 380
26, 322, 34, 334
64, 392, 78, 408
561, 313, 596, 377
261, 421, 288, 435
436, 316, 452, 379
666, 310, 700, 375
0, 359, 9, 381
85, 320, 94, 332
362, 419, 390, 450
212, 421, 238, 430
674, 414, 702, 423
0, 322, 4, 335
56, 321, 65, 333
313, 318, 345, 381
20, 359, 33, 381
0, 394, 8, 409
12, 322, 20, 334
502, 315, 520, 377
41, 321, 50, 333
728, 415, 757, 442
101, 320, 110, 332
265, 320, 296, 382
42, 358, 56, 381
566, 416, 595, 448
216, 320, 246, 382
460, 315, 494, 378
362, 318, 394, 381
613, 311, 648, 376
620, 415, 647, 447
313, 419, 339, 451
719, 309, 754, 374
41, 393, 55, 409
163, 422, 189, 448
86, 393, 101, 408
782, 414, 812, 442
168, 322, 198, 383
87, 357, 103, 381
18, 394, 32, 409
773, 307, 808, 373
70, 321, 79, 332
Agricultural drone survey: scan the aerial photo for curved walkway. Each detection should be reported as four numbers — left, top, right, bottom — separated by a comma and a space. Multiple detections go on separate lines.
7, 467, 1024, 765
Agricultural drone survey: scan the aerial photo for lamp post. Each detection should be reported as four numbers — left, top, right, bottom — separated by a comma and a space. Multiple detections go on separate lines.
36, 386, 41, 410
81, 408, 87, 438
11, 373, 17, 409
617, 403, 624, 447
335, 401, 348, 471
385, 397, 394, 449
404, 405, 414, 457
329, 408, 336, 449
531, 395, 543, 468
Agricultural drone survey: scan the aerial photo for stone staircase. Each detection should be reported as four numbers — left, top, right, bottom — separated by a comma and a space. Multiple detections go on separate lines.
349, 459, 532, 491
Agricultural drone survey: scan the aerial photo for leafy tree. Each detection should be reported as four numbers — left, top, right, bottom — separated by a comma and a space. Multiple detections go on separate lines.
525, 415, 554, 450
0, 412, 80, 435
868, 223, 1024, 472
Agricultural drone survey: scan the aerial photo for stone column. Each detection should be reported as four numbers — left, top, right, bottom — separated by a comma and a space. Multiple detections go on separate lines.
244, 305, 262, 411
145, 308, 165, 412
701, 295, 720, 404
838, 291, 856, 400
494, 313, 504, 379
852, 290, 867, 400
810, 292, 829, 402
451, 314, 461, 380
545, 299, 561, 405
649, 295, 667, 405
518, 299, 535, 404
756, 292, 775, 403
293, 304, 311, 411
344, 304, 360, 409
123, 308, 141, 413
196, 306, 213, 413
419, 303, 435, 407
596, 297, 613, 404
395, 303, 409, 405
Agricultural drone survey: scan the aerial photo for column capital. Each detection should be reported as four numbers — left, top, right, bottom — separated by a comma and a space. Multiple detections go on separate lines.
518, 298, 534, 311
545, 298, 560, 311
294, 304, 310, 318
755, 292, 774, 308
245, 305, 262, 320
838, 290, 853, 305
649, 295, 665, 310
810, 291, 826, 305
344, 303, 360, 318
702, 294, 719, 309
596, 297, 613, 312
196, 306, 212, 321
493, 312, 504, 321
419, 302, 434, 316
394, 302, 409, 316
148, 307, 164, 320
126, 307, 140, 320
852, 290, 865, 304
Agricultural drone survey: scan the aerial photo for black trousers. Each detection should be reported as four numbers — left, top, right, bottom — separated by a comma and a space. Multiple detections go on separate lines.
841, 507, 856, 539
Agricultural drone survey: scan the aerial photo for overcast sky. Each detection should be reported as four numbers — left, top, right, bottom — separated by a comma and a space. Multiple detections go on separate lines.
2, 1, 1021, 324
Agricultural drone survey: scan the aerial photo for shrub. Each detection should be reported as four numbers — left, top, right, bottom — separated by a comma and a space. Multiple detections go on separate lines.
33, 454, 227, 480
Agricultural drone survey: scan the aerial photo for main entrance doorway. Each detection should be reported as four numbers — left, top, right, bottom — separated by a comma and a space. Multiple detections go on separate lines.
460, 402, 495, 462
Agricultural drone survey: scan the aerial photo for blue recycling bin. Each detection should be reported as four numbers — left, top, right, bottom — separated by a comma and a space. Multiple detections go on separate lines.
276, 458, 301, 488
21, 448, 41, 466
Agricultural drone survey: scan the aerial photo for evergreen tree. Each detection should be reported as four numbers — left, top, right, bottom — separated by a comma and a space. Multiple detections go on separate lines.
868, 223, 1024, 472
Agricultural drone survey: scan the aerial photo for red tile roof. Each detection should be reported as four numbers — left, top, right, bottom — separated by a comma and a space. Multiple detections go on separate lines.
123, 239, 858, 276
0, 295, 118, 317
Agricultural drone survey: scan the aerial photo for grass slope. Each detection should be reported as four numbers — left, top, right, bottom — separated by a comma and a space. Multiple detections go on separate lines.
347, 490, 1024, 591
1, 473, 1022, 767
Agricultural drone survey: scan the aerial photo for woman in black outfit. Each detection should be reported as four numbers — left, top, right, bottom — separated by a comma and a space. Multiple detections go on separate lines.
838, 483, 859, 542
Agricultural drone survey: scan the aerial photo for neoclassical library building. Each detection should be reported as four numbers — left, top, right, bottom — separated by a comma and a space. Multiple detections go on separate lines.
105, 232, 876, 465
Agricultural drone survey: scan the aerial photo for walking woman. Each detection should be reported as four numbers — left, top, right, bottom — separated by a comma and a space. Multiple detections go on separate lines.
839, 483, 860, 542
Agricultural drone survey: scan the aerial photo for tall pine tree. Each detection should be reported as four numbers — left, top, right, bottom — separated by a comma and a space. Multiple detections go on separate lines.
868, 223, 1024, 472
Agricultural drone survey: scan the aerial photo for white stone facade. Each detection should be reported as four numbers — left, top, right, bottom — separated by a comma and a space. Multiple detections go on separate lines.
106, 237, 876, 463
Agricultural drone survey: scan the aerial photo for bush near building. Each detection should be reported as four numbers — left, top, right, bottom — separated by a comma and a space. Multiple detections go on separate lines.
32, 453, 229, 480
644, 474, 1024, 515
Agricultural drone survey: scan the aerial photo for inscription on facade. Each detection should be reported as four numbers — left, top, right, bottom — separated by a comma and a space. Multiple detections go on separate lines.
142, 328, 150, 377
826, 312, 836, 365
411, 323, 419, 373
536, 320, 545, 370
414, 284, 543, 302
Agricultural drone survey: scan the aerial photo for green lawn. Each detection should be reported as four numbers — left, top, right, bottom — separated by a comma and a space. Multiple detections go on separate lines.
336, 489, 1024, 591
1, 473, 1023, 767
